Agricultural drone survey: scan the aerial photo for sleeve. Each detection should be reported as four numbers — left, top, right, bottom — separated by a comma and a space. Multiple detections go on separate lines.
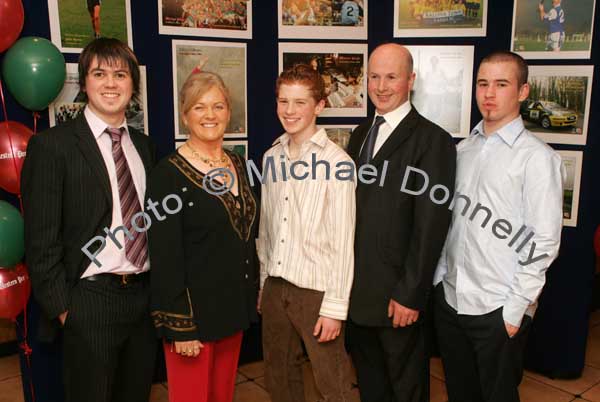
502, 150, 564, 327
21, 135, 70, 320
319, 157, 357, 320
390, 129, 457, 311
147, 161, 199, 341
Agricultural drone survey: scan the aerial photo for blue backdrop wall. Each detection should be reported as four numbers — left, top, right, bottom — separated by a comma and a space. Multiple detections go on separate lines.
0, 1, 598, 401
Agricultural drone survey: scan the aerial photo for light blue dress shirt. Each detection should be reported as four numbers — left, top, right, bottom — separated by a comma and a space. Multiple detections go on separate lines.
433, 116, 564, 327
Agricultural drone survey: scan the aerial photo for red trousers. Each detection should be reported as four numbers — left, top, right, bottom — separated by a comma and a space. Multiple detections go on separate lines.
163, 331, 243, 402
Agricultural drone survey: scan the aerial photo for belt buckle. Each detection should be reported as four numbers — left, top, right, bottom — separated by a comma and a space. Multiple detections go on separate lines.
121, 274, 129, 286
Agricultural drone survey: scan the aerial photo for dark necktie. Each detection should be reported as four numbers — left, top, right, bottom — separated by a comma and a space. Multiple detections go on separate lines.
358, 116, 386, 166
106, 127, 148, 269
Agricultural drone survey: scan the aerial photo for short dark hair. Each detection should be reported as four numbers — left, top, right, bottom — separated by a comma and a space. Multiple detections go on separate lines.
276, 64, 326, 103
78, 38, 141, 102
480, 51, 528, 87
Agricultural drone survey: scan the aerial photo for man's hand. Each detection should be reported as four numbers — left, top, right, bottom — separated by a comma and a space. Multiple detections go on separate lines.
58, 311, 68, 326
505, 322, 519, 338
257, 289, 263, 314
313, 316, 342, 343
387, 299, 419, 328
174, 340, 204, 358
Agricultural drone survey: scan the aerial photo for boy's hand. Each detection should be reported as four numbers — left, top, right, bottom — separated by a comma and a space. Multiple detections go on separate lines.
313, 316, 342, 343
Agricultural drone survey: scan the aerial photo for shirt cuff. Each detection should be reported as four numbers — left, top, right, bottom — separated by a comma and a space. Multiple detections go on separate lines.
502, 295, 530, 327
319, 296, 349, 321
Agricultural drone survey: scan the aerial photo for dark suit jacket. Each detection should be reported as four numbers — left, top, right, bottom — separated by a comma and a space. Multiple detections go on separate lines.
347, 107, 456, 327
21, 113, 155, 341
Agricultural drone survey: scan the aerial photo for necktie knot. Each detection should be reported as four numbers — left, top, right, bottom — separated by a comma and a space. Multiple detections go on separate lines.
373, 115, 386, 128
106, 127, 125, 144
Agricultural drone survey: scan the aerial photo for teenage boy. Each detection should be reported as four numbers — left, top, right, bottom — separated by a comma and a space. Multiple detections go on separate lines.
433, 51, 564, 402
257, 64, 359, 402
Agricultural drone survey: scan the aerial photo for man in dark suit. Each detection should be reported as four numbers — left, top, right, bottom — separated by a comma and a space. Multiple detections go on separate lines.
21, 38, 156, 402
345, 43, 456, 402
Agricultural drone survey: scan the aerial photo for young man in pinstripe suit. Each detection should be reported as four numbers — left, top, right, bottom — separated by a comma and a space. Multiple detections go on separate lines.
257, 64, 359, 402
21, 38, 156, 402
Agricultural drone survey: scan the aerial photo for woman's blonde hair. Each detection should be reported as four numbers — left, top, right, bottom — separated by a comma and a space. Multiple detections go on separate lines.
179, 71, 231, 116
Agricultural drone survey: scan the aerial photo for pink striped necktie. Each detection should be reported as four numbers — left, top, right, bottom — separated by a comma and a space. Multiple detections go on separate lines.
106, 127, 148, 270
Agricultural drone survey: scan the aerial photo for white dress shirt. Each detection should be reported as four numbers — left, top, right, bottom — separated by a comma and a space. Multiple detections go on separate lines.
370, 101, 412, 156
433, 117, 564, 327
257, 129, 356, 320
81, 107, 149, 277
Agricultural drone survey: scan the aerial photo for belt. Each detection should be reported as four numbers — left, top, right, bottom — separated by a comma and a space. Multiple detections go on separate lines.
84, 271, 149, 287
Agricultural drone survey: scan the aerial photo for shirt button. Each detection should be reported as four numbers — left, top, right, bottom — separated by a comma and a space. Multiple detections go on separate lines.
281, 239, 285, 243
277, 261, 281, 265
285, 196, 288, 201
245, 274, 249, 279
283, 217, 287, 222
245, 259, 249, 264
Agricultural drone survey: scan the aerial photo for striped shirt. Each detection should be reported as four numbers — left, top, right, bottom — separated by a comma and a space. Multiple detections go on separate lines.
257, 129, 356, 320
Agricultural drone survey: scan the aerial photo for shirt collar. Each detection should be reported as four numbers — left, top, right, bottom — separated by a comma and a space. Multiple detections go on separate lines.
470, 116, 525, 147
84, 106, 129, 140
375, 100, 412, 129
273, 128, 329, 149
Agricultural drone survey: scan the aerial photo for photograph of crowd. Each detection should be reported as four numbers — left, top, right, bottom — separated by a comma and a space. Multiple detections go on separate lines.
395, 0, 487, 37
160, 0, 252, 38
279, 43, 367, 116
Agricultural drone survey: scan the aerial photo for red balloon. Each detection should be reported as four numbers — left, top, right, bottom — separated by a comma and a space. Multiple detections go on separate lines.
0, 120, 33, 194
0, 0, 24, 53
0, 262, 30, 320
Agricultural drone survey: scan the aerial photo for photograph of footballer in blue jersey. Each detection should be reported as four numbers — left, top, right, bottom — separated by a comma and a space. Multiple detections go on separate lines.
394, 0, 487, 37
511, 0, 596, 59
278, 0, 367, 39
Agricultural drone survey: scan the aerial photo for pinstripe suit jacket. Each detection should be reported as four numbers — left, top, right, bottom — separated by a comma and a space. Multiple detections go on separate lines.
21, 113, 155, 341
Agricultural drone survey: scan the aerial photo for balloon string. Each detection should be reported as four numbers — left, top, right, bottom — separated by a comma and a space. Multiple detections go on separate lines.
0, 78, 8, 122
32, 112, 39, 135
14, 304, 35, 402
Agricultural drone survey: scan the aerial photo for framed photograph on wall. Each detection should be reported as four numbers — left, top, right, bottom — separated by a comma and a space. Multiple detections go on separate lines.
318, 124, 357, 150
522, 66, 593, 145
278, 0, 367, 39
557, 150, 583, 227
223, 140, 248, 159
48, 63, 149, 134
511, 0, 596, 59
406, 45, 474, 138
172, 40, 247, 140
279, 42, 368, 117
159, 0, 252, 39
394, 0, 487, 37
48, 0, 133, 53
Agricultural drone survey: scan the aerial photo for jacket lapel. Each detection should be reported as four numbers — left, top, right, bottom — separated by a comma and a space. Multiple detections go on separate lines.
74, 114, 112, 205
347, 120, 371, 163
370, 107, 420, 169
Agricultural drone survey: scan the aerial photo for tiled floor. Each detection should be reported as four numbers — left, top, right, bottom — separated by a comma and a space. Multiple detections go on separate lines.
2, 311, 600, 402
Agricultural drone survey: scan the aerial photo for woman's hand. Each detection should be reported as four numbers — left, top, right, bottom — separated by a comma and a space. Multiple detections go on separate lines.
174, 340, 204, 358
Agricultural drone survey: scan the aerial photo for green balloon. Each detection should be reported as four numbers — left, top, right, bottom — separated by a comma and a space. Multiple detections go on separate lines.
0, 201, 24, 267
2, 36, 66, 111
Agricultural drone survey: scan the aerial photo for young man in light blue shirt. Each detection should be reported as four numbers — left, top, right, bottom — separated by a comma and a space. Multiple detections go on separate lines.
433, 51, 564, 402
